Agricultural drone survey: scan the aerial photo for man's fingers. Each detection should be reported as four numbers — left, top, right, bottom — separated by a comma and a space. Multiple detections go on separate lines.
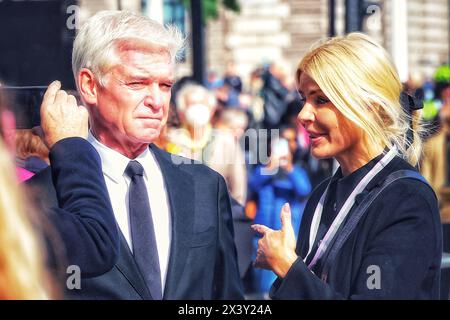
253, 253, 270, 270
54, 89, 68, 105
67, 94, 78, 107
251, 224, 272, 236
42, 80, 61, 106
281, 203, 294, 233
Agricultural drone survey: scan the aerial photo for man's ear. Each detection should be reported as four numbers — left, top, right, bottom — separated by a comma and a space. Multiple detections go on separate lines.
78, 68, 99, 106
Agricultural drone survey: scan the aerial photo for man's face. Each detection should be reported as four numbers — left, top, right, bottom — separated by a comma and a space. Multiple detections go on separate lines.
91, 47, 174, 155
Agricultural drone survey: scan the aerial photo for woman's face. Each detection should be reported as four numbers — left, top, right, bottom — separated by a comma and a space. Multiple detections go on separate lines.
297, 72, 365, 161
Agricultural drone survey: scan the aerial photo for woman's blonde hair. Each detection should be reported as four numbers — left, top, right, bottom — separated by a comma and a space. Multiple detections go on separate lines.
297, 32, 423, 166
0, 135, 51, 299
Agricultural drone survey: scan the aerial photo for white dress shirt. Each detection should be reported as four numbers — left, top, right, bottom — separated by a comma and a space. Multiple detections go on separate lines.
88, 132, 172, 293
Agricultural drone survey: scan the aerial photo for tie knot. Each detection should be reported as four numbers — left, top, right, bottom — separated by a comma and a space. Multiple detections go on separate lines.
125, 160, 144, 177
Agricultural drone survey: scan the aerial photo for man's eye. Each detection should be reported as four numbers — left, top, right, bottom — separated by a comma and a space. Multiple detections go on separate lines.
128, 82, 145, 87
161, 83, 173, 90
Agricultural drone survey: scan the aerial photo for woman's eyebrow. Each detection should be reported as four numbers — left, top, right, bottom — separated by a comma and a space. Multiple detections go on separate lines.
298, 88, 322, 96
308, 89, 322, 96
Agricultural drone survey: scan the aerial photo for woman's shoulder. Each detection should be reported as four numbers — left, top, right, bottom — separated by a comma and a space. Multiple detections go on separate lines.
366, 158, 439, 230
375, 156, 436, 200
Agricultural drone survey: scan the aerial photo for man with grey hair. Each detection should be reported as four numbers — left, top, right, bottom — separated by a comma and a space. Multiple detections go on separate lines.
29, 10, 243, 300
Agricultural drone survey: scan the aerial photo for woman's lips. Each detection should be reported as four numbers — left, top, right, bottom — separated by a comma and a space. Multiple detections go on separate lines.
308, 132, 327, 144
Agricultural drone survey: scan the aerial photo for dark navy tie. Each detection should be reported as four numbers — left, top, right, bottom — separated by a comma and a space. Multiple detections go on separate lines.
125, 160, 162, 300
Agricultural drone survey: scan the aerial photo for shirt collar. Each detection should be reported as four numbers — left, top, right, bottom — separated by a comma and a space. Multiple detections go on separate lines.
87, 131, 156, 183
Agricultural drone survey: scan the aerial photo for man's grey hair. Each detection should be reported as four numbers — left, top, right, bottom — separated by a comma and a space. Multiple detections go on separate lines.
72, 10, 184, 87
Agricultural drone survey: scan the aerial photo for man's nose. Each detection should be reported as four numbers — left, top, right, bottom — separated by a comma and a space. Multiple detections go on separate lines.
144, 83, 163, 109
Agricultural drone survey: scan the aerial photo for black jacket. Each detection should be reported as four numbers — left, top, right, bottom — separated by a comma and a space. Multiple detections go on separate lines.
270, 155, 442, 299
28, 143, 244, 300
27, 138, 119, 278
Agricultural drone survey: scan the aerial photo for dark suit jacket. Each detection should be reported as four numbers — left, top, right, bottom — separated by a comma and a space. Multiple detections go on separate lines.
29, 143, 244, 300
27, 138, 119, 278
270, 156, 442, 299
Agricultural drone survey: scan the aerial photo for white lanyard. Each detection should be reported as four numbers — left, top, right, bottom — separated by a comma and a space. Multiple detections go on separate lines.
304, 148, 397, 269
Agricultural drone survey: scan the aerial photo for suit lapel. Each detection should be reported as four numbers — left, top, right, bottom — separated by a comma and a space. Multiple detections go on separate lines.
150, 144, 194, 300
115, 230, 153, 299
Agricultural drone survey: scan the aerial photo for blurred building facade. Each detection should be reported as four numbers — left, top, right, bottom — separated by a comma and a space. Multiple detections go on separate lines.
77, 0, 449, 83
206, 0, 449, 84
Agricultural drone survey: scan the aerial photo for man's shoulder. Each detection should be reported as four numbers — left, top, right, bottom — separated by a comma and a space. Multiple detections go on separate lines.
151, 144, 221, 181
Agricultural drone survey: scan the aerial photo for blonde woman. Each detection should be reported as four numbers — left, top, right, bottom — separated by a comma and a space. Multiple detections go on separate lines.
252, 33, 442, 299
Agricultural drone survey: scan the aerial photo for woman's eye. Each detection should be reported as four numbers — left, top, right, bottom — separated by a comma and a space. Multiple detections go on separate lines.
316, 96, 330, 104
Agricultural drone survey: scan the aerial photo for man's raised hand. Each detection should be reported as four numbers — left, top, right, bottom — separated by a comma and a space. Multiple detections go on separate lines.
40, 81, 89, 148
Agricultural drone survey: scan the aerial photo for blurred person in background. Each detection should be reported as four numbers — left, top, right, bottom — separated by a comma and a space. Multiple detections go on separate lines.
249, 131, 311, 297
253, 33, 441, 299
261, 62, 290, 130
167, 83, 217, 161
206, 70, 223, 90
246, 67, 265, 130
208, 108, 248, 206
224, 61, 243, 94
15, 128, 49, 178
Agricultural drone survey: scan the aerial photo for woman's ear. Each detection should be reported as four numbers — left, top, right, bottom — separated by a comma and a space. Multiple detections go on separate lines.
78, 68, 98, 106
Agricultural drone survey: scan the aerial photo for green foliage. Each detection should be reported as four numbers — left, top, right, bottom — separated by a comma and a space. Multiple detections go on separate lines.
434, 64, 450, 83
183, 0, 240, 24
